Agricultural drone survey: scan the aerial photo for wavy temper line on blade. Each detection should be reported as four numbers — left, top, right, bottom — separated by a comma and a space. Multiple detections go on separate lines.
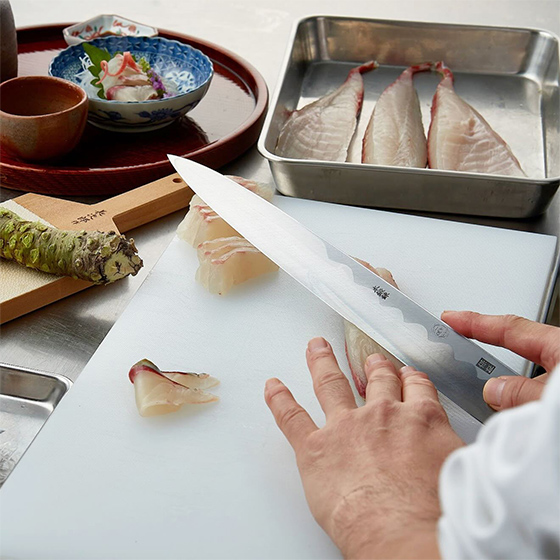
312, 276, 466, 375
307, 268, 496, 422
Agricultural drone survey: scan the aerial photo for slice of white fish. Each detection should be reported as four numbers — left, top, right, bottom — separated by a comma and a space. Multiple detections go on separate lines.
177, 176, 274, 247
131, 359, 220, 390
427, 62, 525, 176
129, 361, 219, 417
362, 62, 431, 167
196, 236, 279, 295
276, 61, 377, 162
344, 261, 403, 398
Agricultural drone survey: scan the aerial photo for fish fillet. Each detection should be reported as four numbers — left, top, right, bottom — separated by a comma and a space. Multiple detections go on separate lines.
344, 260, 403, 398
362, 62, 430, 167
276, 61, 377, 162
427, 62, 525, 176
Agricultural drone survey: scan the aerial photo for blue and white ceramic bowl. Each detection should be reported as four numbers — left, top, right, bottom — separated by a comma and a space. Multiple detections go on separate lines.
49, 36, 213, 132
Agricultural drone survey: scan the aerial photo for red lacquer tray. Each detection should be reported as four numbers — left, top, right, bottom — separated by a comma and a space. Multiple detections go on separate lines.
0, 24, 268, 196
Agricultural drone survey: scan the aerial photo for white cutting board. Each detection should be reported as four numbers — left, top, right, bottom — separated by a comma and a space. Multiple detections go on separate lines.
0, 197, 556, 559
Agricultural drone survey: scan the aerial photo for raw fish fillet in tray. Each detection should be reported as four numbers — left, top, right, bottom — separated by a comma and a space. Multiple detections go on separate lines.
258, 16, 560, 218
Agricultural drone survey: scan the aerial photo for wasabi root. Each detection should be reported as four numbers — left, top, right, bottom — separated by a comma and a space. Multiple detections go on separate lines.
0, 208, 143, 284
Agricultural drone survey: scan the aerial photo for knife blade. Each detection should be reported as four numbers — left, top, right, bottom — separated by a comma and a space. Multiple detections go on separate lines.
169, 154, 519, 422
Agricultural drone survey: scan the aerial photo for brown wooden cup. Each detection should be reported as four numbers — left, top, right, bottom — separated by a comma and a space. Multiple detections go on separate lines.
0, 76, 88, 161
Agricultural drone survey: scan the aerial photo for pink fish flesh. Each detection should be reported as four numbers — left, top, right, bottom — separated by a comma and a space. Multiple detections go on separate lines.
427, 62, 525, 176
276, 61, 377, 162
362, 62, 430, 167
344, 261, 403, 398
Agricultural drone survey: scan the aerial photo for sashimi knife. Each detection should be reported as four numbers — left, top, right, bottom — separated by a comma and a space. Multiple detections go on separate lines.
168, 155, 520, 423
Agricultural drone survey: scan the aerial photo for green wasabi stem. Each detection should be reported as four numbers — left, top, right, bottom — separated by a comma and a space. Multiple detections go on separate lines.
0, 209, 143, 284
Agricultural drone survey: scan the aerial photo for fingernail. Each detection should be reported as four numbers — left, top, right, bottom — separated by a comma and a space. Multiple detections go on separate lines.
264, 378, 282, 397
484, 377, 506, 407
441, 310, 457, 318
365, 353, 386, 368
400, 366, 416, 375
308, 337, 328, 352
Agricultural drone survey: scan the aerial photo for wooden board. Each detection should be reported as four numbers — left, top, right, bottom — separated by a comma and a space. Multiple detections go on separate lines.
0, 173, 193, 323
0, 24, 268, 195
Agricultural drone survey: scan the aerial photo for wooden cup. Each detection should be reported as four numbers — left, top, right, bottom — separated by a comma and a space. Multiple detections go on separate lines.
0, 76, 88, 161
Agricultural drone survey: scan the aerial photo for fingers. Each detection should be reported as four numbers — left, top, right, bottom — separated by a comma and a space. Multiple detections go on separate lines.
441, 311, 560, 372
363, 357, 446, 427
363, 354, 402, 403
400, 366, 439, 403
306, 338, 357, 417
265, 378, 318, 452
483, 373, 548, 410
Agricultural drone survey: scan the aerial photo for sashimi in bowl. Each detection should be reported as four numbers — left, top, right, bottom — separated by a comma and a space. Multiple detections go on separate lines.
49, 35, 213, 132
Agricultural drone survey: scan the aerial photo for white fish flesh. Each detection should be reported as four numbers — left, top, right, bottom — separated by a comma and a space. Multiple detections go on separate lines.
362, 62, 431, 167
131, 359, 220, 390
427, 62, 525, 176
196, 236, 279, 295
177, 175, 278, 295
177, 176, 274, 247
128, 359, 219, 417
344, 261, 403, 398
276, 61, 377, 162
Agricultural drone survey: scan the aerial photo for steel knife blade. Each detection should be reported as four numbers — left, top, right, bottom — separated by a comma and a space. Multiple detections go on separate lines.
169, 154, 519, 422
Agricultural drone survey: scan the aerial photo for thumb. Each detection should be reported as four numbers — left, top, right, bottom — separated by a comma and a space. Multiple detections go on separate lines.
483, 374, 548, 411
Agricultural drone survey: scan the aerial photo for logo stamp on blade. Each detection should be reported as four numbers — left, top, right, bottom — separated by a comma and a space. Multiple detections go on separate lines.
433, 324, 450, 338
476, 357, 496, 375
372, 285, 390, 300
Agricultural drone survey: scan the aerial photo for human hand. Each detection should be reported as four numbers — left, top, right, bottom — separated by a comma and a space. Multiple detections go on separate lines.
442, 311, 560, 411
264, 338, 464, 559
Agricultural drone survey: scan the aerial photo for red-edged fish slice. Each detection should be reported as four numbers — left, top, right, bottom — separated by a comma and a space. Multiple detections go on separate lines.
176, 176, 274, 247
98, 51, 140, 83
128, 359, 219, 417
427, 62, 525, 176
362, 62, 431, 167
276, 61, 378, 162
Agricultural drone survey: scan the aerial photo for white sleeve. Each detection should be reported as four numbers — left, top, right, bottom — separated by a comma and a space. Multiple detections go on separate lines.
438, 365, 560, 559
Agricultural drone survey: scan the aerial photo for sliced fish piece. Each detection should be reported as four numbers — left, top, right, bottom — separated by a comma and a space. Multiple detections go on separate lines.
427, 62, 525, 176
129, 359, 220, 391
129, 361, 219, 417
344, 261, 403, 398
276, 61, 377, 162
196, 236, 279, 295
362, 62, 431, 167
177, 176, 274, 247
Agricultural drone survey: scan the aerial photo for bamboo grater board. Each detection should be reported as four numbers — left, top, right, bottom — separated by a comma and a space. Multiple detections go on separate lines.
0, 174, 194, 324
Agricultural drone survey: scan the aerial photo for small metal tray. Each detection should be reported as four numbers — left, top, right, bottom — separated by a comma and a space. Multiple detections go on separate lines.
0, 364, 72, 486
258, 16, 560, 218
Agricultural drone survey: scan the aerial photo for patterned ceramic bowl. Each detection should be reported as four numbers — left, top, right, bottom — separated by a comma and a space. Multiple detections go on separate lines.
49, 36, 213, 132
63, 14, 158, 46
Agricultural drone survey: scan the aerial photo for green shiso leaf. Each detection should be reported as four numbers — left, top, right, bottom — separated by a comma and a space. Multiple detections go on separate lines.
82, 43, 113, 100
82, 43, 112, 76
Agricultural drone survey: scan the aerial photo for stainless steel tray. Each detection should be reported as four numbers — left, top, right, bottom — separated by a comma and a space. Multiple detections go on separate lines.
0, 364, 71, 486
258, 16, 560, 218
